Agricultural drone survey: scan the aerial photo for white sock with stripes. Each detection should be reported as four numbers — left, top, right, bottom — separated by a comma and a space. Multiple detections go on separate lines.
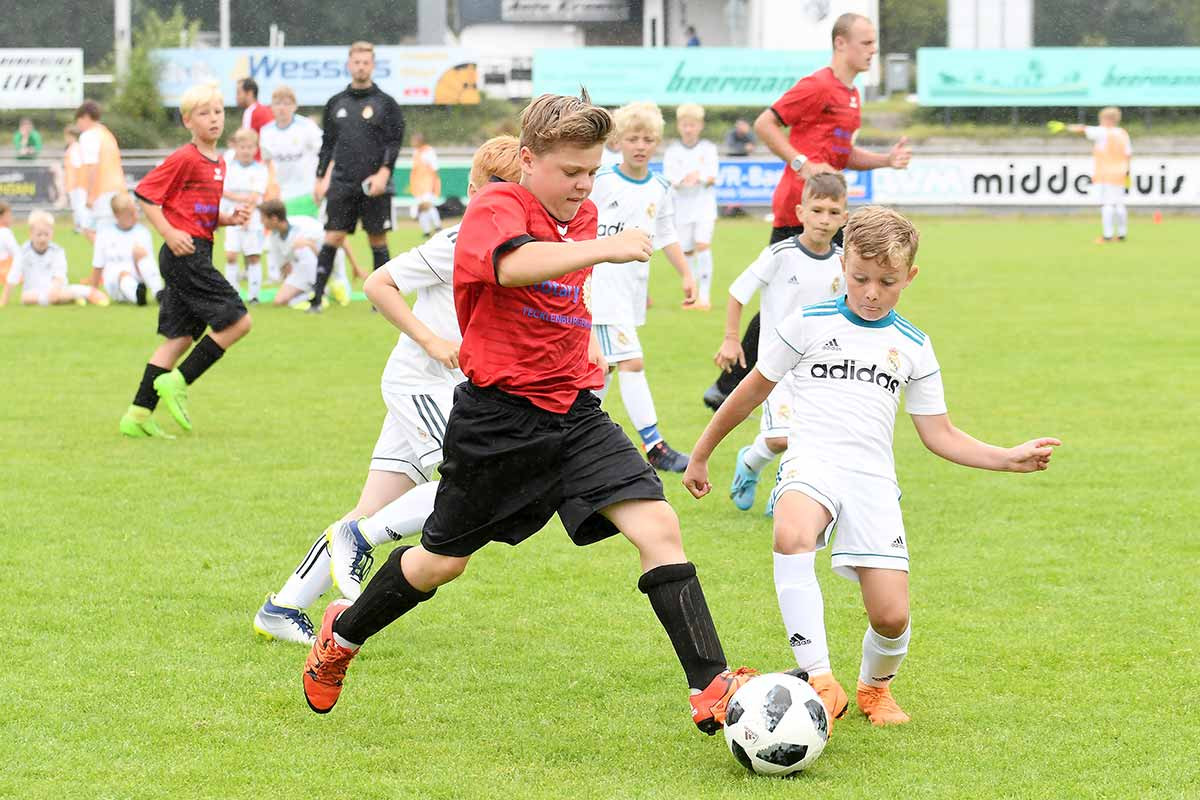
358, 480, 439, 546
695, 249, 714, 305
275, 532, 332, 609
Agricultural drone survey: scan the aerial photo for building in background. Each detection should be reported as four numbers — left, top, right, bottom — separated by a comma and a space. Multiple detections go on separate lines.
948, 0, 1032, 49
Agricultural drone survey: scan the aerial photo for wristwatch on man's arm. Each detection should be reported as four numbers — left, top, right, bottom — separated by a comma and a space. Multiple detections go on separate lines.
790, 153, 807, 173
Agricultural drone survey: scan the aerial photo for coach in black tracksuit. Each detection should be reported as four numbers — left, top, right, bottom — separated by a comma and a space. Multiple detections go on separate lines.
310, 41, 405, 312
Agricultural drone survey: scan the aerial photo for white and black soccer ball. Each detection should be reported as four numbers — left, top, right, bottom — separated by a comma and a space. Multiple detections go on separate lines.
723, 671, 829, 776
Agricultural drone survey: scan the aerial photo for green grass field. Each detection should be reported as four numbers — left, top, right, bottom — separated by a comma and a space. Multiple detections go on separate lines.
2, 213, 1197, 799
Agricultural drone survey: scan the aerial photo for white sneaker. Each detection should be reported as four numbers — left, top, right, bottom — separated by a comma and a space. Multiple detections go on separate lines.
253, 594, 316, 646
327, 519, 374, 601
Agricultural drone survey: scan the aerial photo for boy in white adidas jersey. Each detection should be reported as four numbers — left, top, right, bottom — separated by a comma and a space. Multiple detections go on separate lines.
685, 206, 1060, 731
259, 202, 350, 308
591, 101, 697, 472
221, 129, 270, 303
253, 136, 522, 645
259, 85, 325, 221
663, 103, 719, 308
0, 210, 108, 307
717, 173, 847, 513
90, 193, 163, 304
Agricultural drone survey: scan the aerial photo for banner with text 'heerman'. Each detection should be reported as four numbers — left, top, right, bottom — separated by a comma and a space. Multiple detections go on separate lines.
917, 48, 1200, 107
153, 47, 480, 106
532, 48, 838, 106
0, 49, 83, 110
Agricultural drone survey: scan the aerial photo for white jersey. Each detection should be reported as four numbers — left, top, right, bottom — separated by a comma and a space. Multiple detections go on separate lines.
92, 223, 153, 280
757, 296, 947, 483
728, 237, 844, 336
662, 139, 719, 223
8, 242, 68, 294
380, 224, 465, 392
220, 155, 270, 226
259, 116, 323, 200
0, 227, 18, 263
589, 165, 679, 326
600, 146, 623, 168
266, 215, 324, 269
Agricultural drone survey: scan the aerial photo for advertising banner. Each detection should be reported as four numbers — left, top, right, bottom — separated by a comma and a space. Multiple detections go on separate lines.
154, 47, 480, 106
0, 49, 83, 110
917, 47, 1200, 107
533, 48, 841, 106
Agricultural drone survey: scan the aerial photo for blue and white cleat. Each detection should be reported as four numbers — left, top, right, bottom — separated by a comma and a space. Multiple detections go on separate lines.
253, 594, 316, 646
730, 445, 761, 511
327, 519, 374, 602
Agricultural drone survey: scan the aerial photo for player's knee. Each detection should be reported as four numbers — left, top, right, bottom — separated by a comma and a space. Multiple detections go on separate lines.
765, 436, 787, 454
695, 242, 711, 252
867, 605, 910, 638
618, 357, 644, 372
424, 552, 469, 585
633, 502, 683, 552
772, 518, 819, 554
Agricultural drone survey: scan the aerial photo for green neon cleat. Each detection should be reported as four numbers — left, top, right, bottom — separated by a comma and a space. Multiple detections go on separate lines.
153, 369, 192, 431
119, 405, 176, 439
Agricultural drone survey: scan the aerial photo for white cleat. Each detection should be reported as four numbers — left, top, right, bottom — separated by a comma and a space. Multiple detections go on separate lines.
253, 594, 316, 646
327, 519, 374, 602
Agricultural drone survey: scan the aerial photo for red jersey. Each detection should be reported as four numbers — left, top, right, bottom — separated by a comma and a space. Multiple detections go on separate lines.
242, 102, 275, 160
770, 67, 861, 228
453, 182, 603, 413
135, 143, 225, 241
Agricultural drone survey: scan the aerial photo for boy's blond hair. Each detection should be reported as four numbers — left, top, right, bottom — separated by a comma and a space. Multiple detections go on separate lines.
110, 193, 136, 214
612, 101, 664, 140
1099, 106, 1122, 124
271, 85, 297, 105
801, 172, 848, 203
469, 135, 522, 189
675, 103, 705, 123
27, 210, 55, 229
349, 41, 374, 56
231, 128, 259, 146
519, 90, 612, 155
843, 205, 919, 269
180, 83, 223, 119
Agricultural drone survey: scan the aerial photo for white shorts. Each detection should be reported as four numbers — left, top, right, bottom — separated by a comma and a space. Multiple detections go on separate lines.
677, 217, 716, 251
102, 267, 136, 302
224, 226, 265, 256
772, 454, 908, 582
87, 191, 117, 232
595, 323, 642, 363
281, 248, 346, 292
370, 384, 455, 483
759, 374, 795, 439
415, 193, 438, 206
1094, 182, 1126, 205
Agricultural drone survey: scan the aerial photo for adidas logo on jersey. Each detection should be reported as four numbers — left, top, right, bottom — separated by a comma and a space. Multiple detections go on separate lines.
891, 535, 905, 548
787, 275, 800, 285
810, 359, 900, 394
597, 222, 625, 237
789, 632, 813, 647
822, 338, 841, 351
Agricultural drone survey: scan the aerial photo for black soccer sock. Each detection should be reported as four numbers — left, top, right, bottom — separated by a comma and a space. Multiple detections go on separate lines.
309, 244, 339, 307
333, 546, 436, 645
371, 245, 390, 272
639, 562, 728, 690
177, 335, 225, 385
132, 363, 169, 410
715, 312, 761, 395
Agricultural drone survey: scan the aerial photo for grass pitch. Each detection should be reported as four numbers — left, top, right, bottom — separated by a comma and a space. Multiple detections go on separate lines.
1, 213, 1197, 799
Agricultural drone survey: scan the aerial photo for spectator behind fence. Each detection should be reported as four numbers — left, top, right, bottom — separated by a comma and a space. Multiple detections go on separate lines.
723, 118, 756, 156
685, 25, 701, 46
14, 118, 42, 159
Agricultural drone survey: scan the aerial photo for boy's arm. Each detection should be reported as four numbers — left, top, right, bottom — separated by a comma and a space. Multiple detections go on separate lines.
683, 369, 778, 498
847, 137, 910, 171
911, 413, 1060, 472
218, 205, 251, 228
138, 200, 195, 256
661, 241, 696, 303
363, 268, 459, 369
496, 228, 652, 287
715, 295, 745, 371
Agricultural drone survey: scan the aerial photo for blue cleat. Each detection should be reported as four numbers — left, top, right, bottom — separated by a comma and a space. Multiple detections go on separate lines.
730, 445, 761, 511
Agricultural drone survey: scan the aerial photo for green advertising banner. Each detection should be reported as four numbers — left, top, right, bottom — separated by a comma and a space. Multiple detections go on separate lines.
918, 47, 1200, 107
532, 47, 837, 106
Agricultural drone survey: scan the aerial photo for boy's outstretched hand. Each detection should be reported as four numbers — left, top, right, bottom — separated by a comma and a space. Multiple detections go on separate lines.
606, 228, 653, 264
1006, 438, 1061, 472
682, 458, 711, 499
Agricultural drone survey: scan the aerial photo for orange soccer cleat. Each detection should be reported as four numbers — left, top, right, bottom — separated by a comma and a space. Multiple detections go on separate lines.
302, 599, 359, 714
856, 681, 911, 726
690, 667, 759, 735
808, 672, 849, 734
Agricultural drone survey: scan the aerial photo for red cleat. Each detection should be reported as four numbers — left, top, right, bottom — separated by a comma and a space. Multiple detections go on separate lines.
690, 667, 759, 735
302, 599, 358, 714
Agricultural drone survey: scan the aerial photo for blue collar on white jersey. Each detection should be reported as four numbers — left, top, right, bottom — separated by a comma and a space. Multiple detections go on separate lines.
612, 164, 653, 184
836, 295, 897, 328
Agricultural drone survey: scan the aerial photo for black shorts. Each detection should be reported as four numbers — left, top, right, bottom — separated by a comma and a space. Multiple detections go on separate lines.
422, 382, 667, 558
770, 224, 844, 247
324, 183, 393, 235
157, 239, 247, 340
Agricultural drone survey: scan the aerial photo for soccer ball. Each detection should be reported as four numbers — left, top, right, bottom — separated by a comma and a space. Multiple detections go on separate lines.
723, 671, 829, 776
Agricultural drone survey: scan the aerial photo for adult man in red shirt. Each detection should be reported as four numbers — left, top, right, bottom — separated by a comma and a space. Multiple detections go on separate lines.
236, 79, 274, 159
704, 12, 911, 409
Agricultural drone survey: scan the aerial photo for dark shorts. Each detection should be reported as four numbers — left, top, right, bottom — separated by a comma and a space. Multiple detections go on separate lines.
770, 224, 844, 247
324, 183, 393, 235
421, 382, 667, 558
157, 239, 247, 340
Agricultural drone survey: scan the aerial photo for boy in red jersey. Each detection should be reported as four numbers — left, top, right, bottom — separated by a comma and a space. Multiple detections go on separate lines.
302, 91, 756, 734
119, 84, 252, 439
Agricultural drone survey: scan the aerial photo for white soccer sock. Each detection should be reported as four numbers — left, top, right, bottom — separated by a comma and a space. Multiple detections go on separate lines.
429, 206, 441, 230
137, 257, 163, 296
696, 249, 714, 305
859, 623, 911, 687
618, 369, 661, 444
66, 284, 92, 300
1115, 204, 1128, 237
358, 480, 439, 546
247, 260, 262, 300
743, 434, 777, 474
275, 532, 333, 609
1101, 205, 1116, 239
594, 370, 612, 402
774, 551, 832, 675
118, 273, 139, 302
224, 263, 240, 290
418, 209, 433, 234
